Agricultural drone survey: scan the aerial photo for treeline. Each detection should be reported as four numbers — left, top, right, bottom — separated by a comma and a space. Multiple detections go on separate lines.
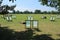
10, 10, 60, 14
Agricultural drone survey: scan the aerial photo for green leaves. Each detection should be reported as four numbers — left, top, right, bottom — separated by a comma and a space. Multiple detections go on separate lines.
39, 0, 60, 12
9, 0, 16, 3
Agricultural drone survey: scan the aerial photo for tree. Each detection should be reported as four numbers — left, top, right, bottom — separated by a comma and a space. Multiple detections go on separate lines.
39, 0, 60, 12
9, 0, 16, 2
34, 10, 41, 14
41, 11, 47, 14
0, 0, 16, 14
0, 5, 16, 14
15, 10, 20, 13
0, 0, 16, 3
23, 10, 31, 14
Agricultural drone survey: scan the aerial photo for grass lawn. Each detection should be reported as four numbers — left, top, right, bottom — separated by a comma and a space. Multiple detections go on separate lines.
0, 14, 60, 39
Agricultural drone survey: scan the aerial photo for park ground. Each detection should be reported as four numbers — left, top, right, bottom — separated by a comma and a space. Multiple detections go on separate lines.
0, 14, 60, 39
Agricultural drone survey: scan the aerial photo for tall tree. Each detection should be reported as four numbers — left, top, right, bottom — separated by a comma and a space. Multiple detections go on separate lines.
39, 0, 60, 12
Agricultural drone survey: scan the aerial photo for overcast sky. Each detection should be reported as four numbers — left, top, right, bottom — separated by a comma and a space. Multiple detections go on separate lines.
2, 0, 57, 12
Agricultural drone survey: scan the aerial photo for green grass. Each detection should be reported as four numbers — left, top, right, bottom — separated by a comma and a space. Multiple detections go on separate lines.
0, 14, 60, 39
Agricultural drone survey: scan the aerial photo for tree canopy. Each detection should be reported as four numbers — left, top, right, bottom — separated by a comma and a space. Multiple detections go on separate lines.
0, 0, 16, 4
0, 0, 16, 14
39, 0, 60, 12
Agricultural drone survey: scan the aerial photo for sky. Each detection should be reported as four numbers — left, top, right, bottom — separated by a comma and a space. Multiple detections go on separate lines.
2, 0, 57, 12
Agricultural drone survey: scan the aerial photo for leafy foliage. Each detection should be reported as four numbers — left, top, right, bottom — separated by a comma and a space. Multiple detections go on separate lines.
0, 0, 16, 14
39, 0, 60, 12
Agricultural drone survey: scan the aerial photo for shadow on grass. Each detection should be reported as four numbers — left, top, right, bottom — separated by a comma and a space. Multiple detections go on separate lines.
15, 29, 34, 40
0, 27, 34, 40
56, 34, 60, 37
0, 27, 15, 40
33, 28, 42, 32
0, 26, 54, 40
55, 34, 60, 40
56, 39, 60, 40
33, 34, 54, 40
